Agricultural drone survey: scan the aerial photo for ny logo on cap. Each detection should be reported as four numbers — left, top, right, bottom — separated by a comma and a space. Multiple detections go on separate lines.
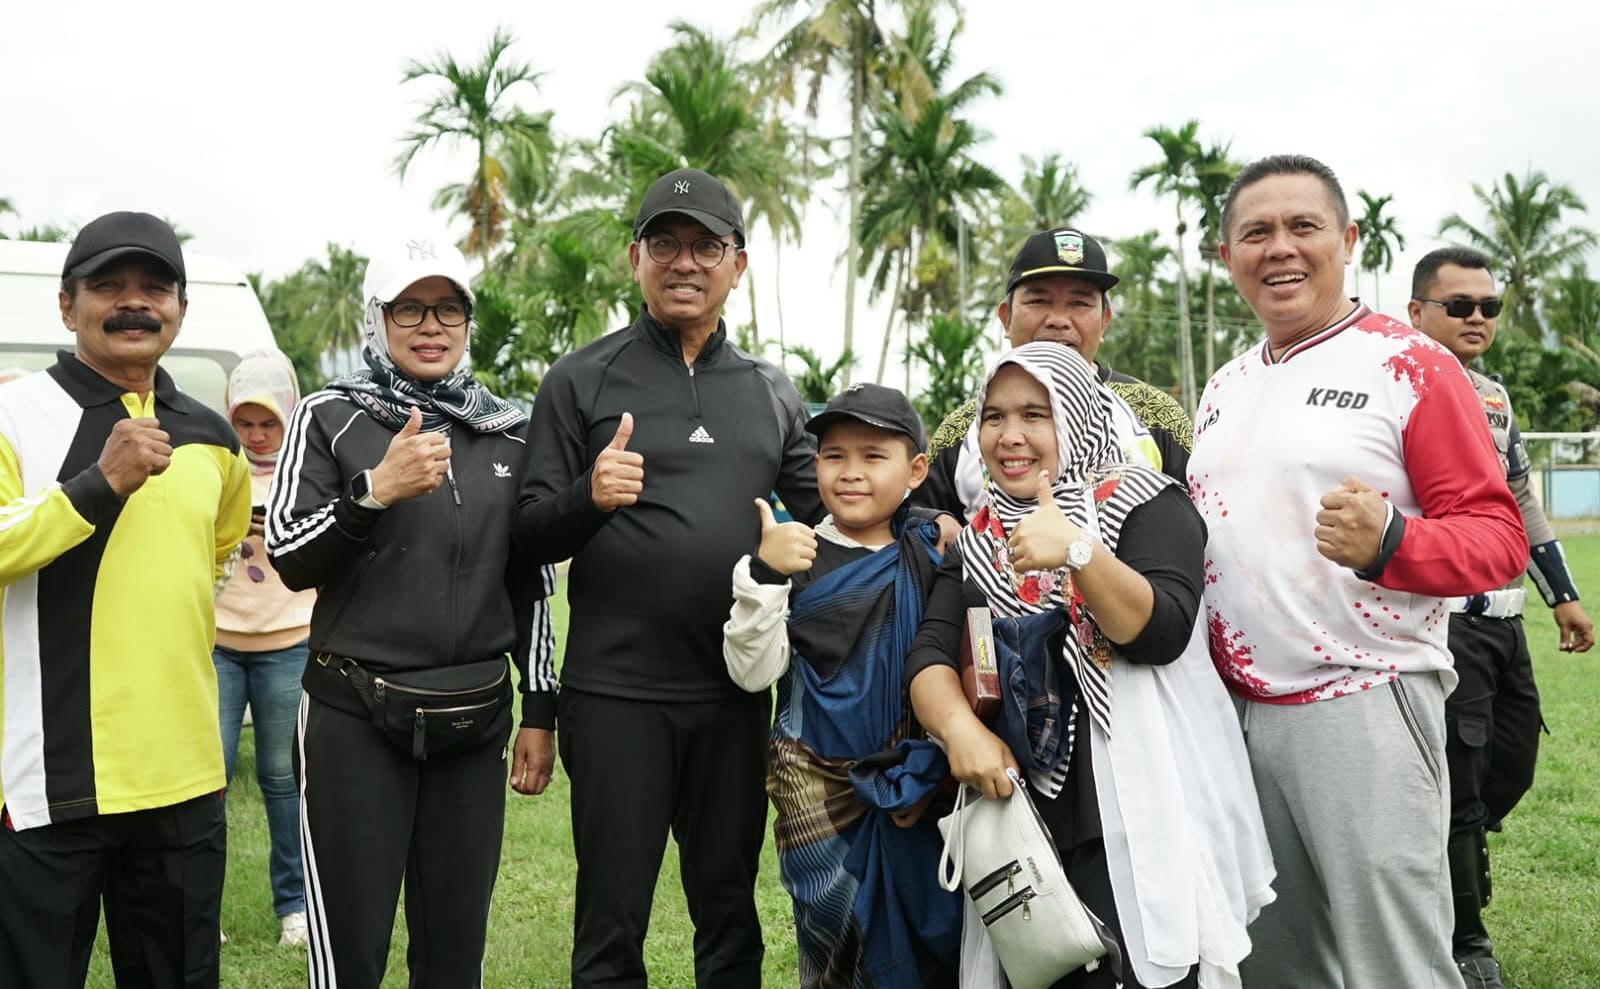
406, 238, 439, 261
673, 180, 691, 195
1054, 231, 1084, 265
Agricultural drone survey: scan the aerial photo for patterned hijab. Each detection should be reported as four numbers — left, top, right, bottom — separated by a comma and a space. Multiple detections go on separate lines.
958, 343, 1177, 743
226, 349, 299, 475
325, 289, 524, 435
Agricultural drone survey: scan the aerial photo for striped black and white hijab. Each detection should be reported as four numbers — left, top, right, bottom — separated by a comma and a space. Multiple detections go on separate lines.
958, 343, 1176, 751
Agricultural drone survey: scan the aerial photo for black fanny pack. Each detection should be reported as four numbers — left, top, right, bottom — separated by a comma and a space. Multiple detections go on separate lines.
319, 654, 513, 760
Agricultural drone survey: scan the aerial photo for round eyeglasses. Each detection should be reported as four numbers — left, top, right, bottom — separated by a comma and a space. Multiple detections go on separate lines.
384, 300, 471, 327
641, 234, 737, 268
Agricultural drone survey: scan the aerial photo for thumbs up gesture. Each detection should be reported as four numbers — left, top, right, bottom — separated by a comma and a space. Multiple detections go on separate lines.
1007, 470, 1079, 572
755, 498, 817, 577
1315, 475, 1387, 570
590, 412, 645, 512
370, 406, 452, 505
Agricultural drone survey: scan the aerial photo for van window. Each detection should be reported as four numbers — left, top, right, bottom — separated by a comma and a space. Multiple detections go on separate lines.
0, 344, 239, 410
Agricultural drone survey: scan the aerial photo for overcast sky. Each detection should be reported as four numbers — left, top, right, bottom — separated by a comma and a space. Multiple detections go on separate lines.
6, 0, 1598, 372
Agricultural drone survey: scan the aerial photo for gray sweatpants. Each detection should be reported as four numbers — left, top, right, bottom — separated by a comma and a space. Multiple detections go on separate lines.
1237, 673, 1464, 989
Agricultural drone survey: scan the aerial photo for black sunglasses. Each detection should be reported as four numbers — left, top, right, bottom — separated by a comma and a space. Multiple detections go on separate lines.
1415, 297, 1502, 319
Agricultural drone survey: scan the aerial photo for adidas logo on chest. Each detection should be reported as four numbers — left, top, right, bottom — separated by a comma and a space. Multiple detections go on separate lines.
688, 426, 715, 444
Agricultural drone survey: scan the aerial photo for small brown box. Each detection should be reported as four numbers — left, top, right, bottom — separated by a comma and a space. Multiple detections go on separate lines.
960, 607, 1000, 722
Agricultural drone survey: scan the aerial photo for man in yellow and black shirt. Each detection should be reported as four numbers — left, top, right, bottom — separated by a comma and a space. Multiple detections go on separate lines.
0, 212, 251, 988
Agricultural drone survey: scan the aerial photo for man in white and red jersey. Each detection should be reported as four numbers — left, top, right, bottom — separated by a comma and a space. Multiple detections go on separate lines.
1408, 245, 1594, 989
1189, 154, 1526, 987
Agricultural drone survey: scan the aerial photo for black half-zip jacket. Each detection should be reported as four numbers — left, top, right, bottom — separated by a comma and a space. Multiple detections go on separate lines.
516, 309, 823, 701
266, 391, 557, 727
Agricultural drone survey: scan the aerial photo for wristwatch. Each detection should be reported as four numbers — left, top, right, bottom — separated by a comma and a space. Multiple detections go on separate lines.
350, 470, 388, 510
1065, 535, 1093, 570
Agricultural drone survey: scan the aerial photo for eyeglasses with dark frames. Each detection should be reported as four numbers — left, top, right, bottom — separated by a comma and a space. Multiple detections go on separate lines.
383, 300, 471, 327
641, 234, 737, 268
1414, 297, 1502, 319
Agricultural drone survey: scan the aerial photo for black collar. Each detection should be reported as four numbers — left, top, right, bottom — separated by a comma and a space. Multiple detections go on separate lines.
48, 349, 187, 413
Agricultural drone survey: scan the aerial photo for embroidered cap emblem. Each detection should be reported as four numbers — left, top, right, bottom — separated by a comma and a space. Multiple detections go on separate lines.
492, 462, 512, 478
674, 180, 691, 195
1054, 231, 1084, 265
405, 238, 439, 261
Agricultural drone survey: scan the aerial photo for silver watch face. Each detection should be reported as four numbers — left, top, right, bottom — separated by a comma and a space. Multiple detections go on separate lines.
1068, 538, 1092, 569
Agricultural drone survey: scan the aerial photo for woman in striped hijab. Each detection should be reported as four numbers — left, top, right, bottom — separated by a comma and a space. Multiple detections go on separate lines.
906, 342, 1274, 989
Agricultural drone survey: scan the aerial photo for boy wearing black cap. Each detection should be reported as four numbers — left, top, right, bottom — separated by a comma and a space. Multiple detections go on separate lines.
723, 383, 960, 989
518, 168, 821, 988
0, 211, 250, 986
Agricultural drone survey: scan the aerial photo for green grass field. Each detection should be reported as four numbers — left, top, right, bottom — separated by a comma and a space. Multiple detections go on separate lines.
86, 530, 1600, 988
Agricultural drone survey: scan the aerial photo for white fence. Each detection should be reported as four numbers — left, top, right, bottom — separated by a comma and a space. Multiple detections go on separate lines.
1523, 432, 1600, 519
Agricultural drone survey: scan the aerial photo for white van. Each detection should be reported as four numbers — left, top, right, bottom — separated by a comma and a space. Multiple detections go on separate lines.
0, 239, 277, 413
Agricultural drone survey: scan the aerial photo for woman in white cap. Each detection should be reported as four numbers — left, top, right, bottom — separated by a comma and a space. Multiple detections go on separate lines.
264, 236, 558, 988
214, 348, 314, 948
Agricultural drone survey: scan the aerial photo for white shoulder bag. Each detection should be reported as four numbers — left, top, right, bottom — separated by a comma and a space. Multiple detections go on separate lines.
937, 768, 1112, 989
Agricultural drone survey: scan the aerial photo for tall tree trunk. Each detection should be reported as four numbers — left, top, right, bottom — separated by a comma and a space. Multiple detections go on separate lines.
875, 255, 906, 384
746, 273, 761, 353
1174, 212, 1195, 413
773, 237, 787, 357
478, 137, 492, 279
842, 25, 865, 386
1204, 258, 1217, 383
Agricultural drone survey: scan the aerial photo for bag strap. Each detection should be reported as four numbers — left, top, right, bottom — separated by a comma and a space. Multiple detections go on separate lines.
937, 768, 1027, 893
937, 784, 970, 892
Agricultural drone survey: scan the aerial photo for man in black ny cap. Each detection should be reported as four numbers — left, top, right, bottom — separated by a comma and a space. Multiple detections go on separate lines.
914, 226, 1192, 533
517, 168, 822, 988
0, 211, 250, 986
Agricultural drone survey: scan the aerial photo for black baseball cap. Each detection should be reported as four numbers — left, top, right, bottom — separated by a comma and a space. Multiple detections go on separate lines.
806, 383, 925, 452
633, 168, 746, 245
1004, 226, 1117, 296
62, 211, 186, 285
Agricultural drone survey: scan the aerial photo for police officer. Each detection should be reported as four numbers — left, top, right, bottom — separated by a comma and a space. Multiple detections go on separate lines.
1408, 245, 1595, 989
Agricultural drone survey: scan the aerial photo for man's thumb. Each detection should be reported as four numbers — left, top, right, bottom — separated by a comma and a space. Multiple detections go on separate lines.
1343, 475, 1374, 494
609, 412, 634, 451
755, 498, 777, 530
400, 406, 422, 436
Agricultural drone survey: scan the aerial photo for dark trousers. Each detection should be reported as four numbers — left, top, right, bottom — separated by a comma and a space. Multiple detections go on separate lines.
1445, 613, 1541, 832
0, 792, 226, 989
297, 695, 508, 989
559, 687, 771, 989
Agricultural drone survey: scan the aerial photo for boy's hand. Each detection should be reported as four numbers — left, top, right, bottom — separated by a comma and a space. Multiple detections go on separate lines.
1007, 471, 1076, 571
755, 498, 816, 576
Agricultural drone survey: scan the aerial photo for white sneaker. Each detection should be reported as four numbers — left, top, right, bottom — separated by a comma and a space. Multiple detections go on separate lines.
278, 911, 308, 948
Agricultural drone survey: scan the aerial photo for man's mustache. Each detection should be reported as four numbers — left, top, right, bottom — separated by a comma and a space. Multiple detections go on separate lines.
103, 313, 162, 333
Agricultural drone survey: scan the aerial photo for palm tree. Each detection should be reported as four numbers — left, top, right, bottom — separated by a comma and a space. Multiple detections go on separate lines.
393, 26, 553, 277
1130, 120, 1203, 412
907, 313, 987, 426
1439, 169, 1599, 339
1104, 230, 1176, 387
0, 197, 14, 238
750, 0, 935, 382
1015, 153, 1093, 233
1191, 141, 1240, 383
1355, 191, 1405, 311
282, 243, 369, 375
783, 344, 856, 404
856, 0, 1003, 383
1548, 262, 1600, 352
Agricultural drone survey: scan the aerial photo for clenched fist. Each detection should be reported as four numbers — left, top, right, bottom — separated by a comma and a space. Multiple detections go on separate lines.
99, 417, 171, 497
1315, 476, 1387, 570
370, 406, 451, 505
755, 498, 816, 577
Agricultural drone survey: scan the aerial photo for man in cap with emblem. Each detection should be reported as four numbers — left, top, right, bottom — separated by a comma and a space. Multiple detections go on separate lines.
0, 211, 252, 986
517, 167, 822, 988
913, 226, 1191, 532
1408, 245, 1594, 989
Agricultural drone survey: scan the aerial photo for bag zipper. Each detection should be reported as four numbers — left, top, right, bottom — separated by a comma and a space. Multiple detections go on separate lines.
981, 886, 1038, 926
970, 860, 1022, 900
372, 664, 508, 700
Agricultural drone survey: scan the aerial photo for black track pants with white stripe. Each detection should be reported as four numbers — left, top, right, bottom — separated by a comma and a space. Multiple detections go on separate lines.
296, 695, 507, 989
